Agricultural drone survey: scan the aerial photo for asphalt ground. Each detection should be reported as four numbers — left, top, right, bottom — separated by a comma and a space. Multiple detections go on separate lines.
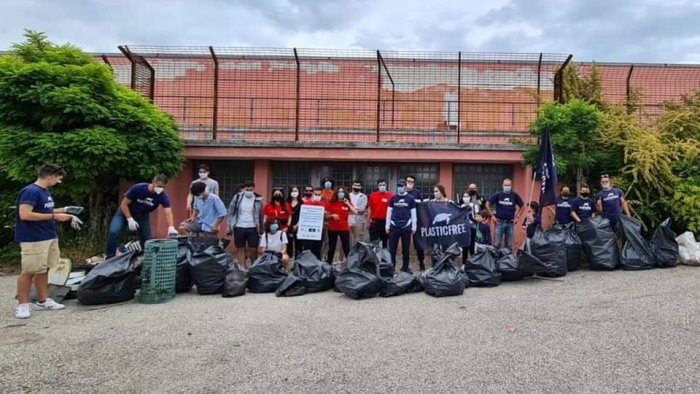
0, 266, 699, 394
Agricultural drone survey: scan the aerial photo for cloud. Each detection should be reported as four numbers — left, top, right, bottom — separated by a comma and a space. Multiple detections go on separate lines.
0, 0, 698, 63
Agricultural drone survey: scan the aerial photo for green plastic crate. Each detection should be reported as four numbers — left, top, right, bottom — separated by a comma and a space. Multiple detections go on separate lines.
140, 239, 177, 304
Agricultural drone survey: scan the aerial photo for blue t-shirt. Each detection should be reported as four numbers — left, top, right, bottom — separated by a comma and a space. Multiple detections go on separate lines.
597, 188, 623, 219
474, 222, 491, 245
125, 183, 171, 219
194, 193, 227, 232
388, 194, 416, 227
572, 197, 595, 220
522, 213, 541, 239
15, 183, 57, 243
488, 192, 524, 221
554, 197, 574, 225
406, 189, 422, 203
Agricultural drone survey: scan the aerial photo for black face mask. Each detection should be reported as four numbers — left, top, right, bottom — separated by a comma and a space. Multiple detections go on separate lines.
304, 192, 312, 197
468, 190, 477, 196
562, 192, 571, 198
273, 195, 284, 201
352, 187, 361, 192
580, 192, 590, 198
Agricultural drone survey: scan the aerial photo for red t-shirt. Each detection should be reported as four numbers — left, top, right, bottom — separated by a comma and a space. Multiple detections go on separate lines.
327, 200, 351, 231
263, 202, 292, 228
322, 189, 334, 202
368, 191, 393, 220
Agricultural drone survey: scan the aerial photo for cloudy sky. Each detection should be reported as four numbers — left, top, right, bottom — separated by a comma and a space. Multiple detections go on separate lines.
1, 0, 699, 63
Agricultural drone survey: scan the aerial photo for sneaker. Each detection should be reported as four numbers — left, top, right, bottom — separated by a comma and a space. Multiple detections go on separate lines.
35, 298, 65, 311
15, 303, 31, 319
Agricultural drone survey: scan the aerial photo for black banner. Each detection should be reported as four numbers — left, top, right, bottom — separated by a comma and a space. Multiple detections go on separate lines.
416, 202, 471, 250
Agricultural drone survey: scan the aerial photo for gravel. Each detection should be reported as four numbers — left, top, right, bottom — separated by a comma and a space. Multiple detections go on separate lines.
0, 266, 699, 393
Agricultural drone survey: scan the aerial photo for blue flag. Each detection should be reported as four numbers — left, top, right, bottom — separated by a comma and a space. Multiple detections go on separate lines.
537, 127, 558, 207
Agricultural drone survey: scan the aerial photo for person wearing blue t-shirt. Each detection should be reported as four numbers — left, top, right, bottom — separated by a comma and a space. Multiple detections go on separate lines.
104, 174, 178, 258
571, 184, 596, 222
14, 164, 84, 319
596, 174, 630, 229
404, 175, 426, 271
486, 178, 524, 249
473, 210, 492, 251
521, 201, 541, 252
179, 181, 227, 236
554, 185, 574, 225
385, 179, 417, 273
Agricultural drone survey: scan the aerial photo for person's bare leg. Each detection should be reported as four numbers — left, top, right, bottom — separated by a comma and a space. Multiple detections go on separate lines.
236, 249, 247, 268
16, 273, 34, 304
248, 247, 258, 263
281, 254, 290, 271
33, 272, 49, 302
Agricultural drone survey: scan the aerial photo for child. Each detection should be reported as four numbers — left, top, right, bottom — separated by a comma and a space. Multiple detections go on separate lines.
521, 201, 541, 252
258, 220, 290, 270
474, 210, 492, 252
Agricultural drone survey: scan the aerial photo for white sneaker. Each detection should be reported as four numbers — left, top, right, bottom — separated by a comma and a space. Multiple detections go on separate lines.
35, 298, 65, 311
15, 303, 31, 319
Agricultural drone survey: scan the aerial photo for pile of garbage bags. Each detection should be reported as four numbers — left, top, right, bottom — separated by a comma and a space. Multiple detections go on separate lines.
576, 216, 620, 270
616, 215, 656, 270
529, 225, 568, 277
77, 250, 143, 305
423, 243, 465, 296
276, 251, 334, 297
464, 246, 501, 287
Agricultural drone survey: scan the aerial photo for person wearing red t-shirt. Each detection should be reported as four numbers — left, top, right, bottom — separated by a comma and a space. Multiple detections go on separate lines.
326, 186, 358, 264
301, 187, 328, 260
263, 188, 292, 231
367, 178, 393, 248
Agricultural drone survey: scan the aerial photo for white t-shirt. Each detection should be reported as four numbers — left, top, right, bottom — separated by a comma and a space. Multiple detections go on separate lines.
237, 196, 256, 228
348, 192, 367, 225
259, 231, 288, 253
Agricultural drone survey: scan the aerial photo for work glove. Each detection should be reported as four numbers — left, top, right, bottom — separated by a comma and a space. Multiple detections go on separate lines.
167, 226, 178, 236
127, 217, 139, 231
70, 216, 83, 230
64, 206, 84, 215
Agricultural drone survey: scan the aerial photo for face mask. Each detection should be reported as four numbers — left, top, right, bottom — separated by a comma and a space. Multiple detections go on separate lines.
396, 187, 405, 194
462, 196, 469, 203
154, 187, 164, 195
313, 195, 322, 202
304, 192, 312, 197
324, 182, 332, 189
352, 187, 361, 192
405, 184, 413, 191
195, 195, 203, 201
580, 192, 590, 198
601, 184, 611, 191
273, 194, 283, 201
337, 192, 345, 200
562, 192, 571, 198
433, 191, 441, 198
290, 191, 299, 198
198, 172, 208, 179
244, 191, 254, 198
503, 186, 512, 193
378, 185, 387, 192
270, 224, 279, 233
468, 190, 477, 196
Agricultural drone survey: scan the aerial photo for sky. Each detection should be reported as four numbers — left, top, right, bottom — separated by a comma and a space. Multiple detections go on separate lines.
1, 0, 700, 63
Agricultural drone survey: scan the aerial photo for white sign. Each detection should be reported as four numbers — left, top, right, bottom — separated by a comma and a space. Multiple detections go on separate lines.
297, 204, 325, 241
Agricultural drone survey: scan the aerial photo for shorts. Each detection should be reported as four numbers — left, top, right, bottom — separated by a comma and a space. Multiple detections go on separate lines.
234, 227, 260, 248
20, 238, 60, 274
181, 221, 204, 234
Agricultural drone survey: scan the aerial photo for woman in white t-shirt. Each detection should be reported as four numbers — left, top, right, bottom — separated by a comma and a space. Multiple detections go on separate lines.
259, 220, 290, 270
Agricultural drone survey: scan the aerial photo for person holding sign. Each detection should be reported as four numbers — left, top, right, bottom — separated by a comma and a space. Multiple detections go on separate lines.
326, 187, 358, 264
386, 179, 417, 274
299, 187, 328, 260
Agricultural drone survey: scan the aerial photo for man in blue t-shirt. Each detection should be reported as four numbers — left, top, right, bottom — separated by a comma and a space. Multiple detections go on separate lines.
104, 174, 178, 258
486, 178, 524, 250
385, 179, 417, 273
179, 181, 227, 236
404, 175, 426, 271
571, 184, 596, 222
596, 174, 630, 229
15, 164, 83, 319
554, 185, 574, 225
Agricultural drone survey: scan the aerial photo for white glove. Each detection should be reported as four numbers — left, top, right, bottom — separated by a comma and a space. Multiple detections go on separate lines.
64, 206, 84, 215
70, 216, 83, 230
167, 226, 178, 236
127, 217, 139, 232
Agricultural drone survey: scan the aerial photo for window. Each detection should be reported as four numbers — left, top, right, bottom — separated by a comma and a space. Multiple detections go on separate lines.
453, 164, 514, 200
317, 163, 355, 190
356, 164, 392, 193
192, 160, 254, 205
398, 163, 439, 200
271, 161, 312, 195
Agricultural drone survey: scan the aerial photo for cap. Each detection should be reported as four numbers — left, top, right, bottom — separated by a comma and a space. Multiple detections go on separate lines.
600, 174, 610, 179
397, 178, 407, 187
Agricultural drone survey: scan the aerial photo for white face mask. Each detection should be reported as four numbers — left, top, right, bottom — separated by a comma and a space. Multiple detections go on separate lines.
290, 191, 299, 198
244, 191, 254, 198
154, 187, 164, 195
434, 191, 441, 199
198, 172, 208, 179
313, 195, 322, 202
462, 196, 469, 203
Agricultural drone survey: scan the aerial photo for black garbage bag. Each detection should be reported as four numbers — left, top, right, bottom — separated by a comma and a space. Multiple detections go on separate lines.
222, 263, 247, 297
380, 272, 423, 297
77, 251, 143, 305
368, 241, 394, 278
423, 243, 466, 296
516, 249, 547, 274
335, 269, 382, 299
275, 275, 308, 297
347, 242, 381, 274
563, 223, 583, 272
576, 217, 620, 270
190, 244, 234, 295
464, 245, 501, 286
497, 249, 530, 281
616, 215, 656, 270
332, 261, 346, 292
175, 237, 193, 293
651, 218, 679, 268
247, 251, 289, 293
294, 250, 334, 293
530, 226, 568, 277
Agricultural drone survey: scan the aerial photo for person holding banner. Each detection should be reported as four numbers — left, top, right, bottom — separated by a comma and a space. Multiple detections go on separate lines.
486, 178, 524, 249
522, 202, 540, 252
386, 179, 417, 273
326, 187, 358, 264
429, 184, 454, 204
461, 184, 486, 263
405, 176, 426, 271
368, 179, 392, 248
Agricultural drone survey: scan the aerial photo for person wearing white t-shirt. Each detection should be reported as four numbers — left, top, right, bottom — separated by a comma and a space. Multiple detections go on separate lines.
348, 179, 368, 245
259, 220, 290, 270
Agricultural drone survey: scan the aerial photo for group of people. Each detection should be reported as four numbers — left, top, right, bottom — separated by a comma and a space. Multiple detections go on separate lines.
13, 162, 630, 319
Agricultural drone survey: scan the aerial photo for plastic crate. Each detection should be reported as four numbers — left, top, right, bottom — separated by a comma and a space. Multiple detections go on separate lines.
140, 239, 177, 304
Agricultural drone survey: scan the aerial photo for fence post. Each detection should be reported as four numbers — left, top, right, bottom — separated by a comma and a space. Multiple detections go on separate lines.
376, 50, 382, 142
209, 46, 219, 140
536, 52, 543, 106
457, 51, 462, 143
626, 64, 635, 112
294, 48, 300, 141
555, 54, 573, 104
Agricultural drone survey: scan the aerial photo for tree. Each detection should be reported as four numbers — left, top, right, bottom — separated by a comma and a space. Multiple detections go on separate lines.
0, 30, 184, 233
